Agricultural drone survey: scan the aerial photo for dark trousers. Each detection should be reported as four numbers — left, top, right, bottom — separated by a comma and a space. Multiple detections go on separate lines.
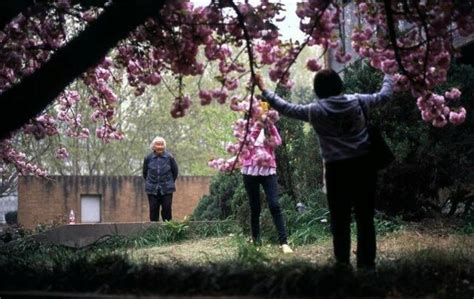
325, 154, 377, 268
147, 193, 173, 222
243, 174, 288, 245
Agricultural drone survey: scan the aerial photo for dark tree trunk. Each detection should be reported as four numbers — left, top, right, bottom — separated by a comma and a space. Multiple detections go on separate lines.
0, 0, 165, 140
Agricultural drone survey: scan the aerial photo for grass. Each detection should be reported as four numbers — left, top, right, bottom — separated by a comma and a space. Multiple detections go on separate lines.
127, 228, 473, 268
0, 219, 473, 297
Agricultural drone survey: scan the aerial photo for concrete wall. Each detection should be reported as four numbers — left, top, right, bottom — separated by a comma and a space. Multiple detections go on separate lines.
18, 176, 211, 229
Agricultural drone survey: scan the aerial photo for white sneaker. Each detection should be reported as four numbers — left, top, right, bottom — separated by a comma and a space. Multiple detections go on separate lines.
281, 244, 294, 254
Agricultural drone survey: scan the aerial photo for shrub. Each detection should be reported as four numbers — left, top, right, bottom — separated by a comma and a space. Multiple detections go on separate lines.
192, 172, 242, 220
0, 224, 29, 244
233, 235, 270, 265
5, 210, 17, 225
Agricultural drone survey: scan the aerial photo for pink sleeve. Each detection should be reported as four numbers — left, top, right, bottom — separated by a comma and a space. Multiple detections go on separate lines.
268, 123, 282, 146
249, 123, 262, 141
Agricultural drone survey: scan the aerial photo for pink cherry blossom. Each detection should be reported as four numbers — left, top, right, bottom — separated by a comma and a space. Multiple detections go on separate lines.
445, 88, 461, 101
55, 147, 70, 160
306, 58, 322, 72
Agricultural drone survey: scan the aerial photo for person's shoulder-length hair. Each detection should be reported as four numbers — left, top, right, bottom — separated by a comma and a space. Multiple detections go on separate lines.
149, 136, 166, 151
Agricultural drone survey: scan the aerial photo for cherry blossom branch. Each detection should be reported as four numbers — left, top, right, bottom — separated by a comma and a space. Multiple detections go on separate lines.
413, 3, 430, 83
228, 0, 257, 173
274, 2, 331, 91
383, 0, 412, 80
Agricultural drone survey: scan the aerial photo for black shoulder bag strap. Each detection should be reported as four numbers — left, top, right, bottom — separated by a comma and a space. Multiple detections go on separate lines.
358, 99, 370, 127
357, 99, 395, 169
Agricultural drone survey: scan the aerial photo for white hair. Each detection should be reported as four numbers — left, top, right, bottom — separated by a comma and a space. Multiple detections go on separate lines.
150, 136, 166, 150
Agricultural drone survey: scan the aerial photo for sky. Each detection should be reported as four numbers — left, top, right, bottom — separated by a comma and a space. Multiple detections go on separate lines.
189, 0, 319, 89
190, 0, 305, 42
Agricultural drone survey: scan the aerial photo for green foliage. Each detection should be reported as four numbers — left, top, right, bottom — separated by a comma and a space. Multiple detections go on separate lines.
233, 235, 271, 265
273, 192, 329, 245
188, 220, 238, 237
110, 221, 187, 248
228, 183, 251, 232
373, 214, 405, 236
4, 210, 17, 225
191, 195, 217, 220
457, 213, 474, 235
77, 220, 238, 250
192, 172, 242, 220
162, 220, 189, 241
0, 224, 29, 244
34, 214, 67, 233
344, 60, 474, 219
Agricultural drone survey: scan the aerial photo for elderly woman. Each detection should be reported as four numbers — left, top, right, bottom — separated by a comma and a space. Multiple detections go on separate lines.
143, 136, 179, 222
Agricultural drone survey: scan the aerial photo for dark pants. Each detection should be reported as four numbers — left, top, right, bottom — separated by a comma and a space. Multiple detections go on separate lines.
242, 174, 288, 245
325, 154, 377, 268
147, 193, 173, 221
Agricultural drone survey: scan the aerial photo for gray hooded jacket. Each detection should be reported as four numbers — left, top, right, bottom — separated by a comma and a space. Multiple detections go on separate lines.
262, 75, 393, 162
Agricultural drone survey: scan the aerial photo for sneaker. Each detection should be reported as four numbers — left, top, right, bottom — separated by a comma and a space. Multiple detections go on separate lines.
280, 244, 294, 254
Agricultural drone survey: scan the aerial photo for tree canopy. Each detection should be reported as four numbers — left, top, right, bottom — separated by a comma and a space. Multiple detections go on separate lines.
0, 0, 473, 176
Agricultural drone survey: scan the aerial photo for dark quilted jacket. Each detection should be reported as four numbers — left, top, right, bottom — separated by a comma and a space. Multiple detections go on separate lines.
143, 151, 178, 195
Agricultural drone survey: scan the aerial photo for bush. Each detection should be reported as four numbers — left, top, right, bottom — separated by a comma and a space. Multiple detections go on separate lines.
0, 224, 29, 244
5, 210, 17, 225
192, 172, 242, 220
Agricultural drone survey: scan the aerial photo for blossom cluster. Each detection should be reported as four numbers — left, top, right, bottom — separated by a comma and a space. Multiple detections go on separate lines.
350, 0, 471, 127
0, 139, 47, 177
208, 96, 280, 173
295, 0, 470, 127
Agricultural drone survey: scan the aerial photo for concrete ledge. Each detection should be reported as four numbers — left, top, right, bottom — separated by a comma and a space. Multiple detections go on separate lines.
27, 221, 230, 248
31, 222, 164, 248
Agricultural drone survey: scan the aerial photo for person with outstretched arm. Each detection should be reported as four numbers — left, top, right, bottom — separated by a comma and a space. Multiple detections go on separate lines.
255, 69, 393, 271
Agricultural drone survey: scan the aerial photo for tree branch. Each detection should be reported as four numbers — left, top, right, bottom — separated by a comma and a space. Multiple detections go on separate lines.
228, 0, 258, 172
0, 0, 166, 141
383, 0, 416, 85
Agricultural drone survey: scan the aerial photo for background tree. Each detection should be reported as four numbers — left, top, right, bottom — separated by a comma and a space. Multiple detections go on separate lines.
6, 66, 238, 177
344, 60, 474, 218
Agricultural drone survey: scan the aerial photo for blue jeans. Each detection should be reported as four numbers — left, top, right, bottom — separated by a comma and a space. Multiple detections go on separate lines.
242, 174, 288, 245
